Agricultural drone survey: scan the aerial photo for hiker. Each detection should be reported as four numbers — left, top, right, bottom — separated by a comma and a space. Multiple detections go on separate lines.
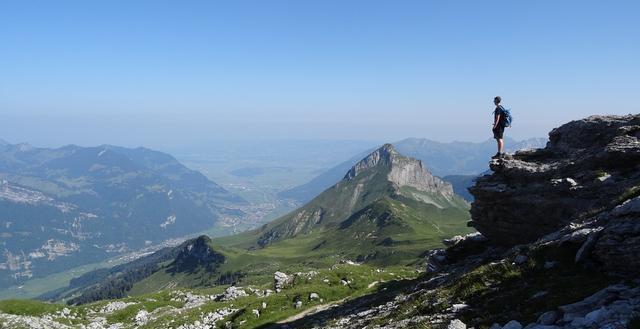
492, 96, 507, 159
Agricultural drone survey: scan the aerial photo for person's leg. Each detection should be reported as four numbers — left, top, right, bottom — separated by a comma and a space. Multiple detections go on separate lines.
498, 138, 504, 154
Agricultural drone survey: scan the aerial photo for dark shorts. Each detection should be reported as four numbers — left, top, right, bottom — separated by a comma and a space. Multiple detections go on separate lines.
493, 126, 505, 139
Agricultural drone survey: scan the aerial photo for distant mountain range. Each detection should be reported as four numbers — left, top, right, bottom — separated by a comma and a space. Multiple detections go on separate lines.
279, 137, 546, 203
0, 141, 246, 288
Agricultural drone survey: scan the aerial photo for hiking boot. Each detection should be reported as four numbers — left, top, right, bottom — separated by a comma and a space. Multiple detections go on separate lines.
492, 152, 501, 159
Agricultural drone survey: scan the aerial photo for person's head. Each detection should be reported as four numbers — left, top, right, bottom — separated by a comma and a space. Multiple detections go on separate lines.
494, 96, 502, 105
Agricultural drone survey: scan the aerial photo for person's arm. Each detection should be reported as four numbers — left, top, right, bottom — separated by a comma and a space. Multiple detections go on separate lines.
493, 113, 501, 129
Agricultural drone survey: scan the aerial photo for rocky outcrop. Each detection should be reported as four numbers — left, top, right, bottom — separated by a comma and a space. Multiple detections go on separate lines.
470, 115, 640, 245
345, 143, 454, 197
593, 196, 640, 276
170, 235, 225, 272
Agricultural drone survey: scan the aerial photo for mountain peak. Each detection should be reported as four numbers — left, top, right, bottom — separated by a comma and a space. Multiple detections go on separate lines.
343, 143, 398, 180
343, 143, 453, 198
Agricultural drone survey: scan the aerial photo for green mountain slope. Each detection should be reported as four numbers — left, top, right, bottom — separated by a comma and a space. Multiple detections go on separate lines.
210, 144, 471, 270
0, 142, 246, 289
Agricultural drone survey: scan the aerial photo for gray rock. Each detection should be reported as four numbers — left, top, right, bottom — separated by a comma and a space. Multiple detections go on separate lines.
469, 114, 640, 246
575, 229, 602, 262
294, 300, 303, 309
219, 286, 248, 301
531, 291, 548, 299
537, 311, 558, 325
489, 323, 502, 329
584, 306, 608, 324
502, 320, 522, 329
309, 292, 320, 300
447, 319, 466, 329
425, 249, 447, 272
570, 316, 587, 327
514, 255, 529, 265
274, 271, 292, 291
593, 204, 640, 277
443, 235, 465, 246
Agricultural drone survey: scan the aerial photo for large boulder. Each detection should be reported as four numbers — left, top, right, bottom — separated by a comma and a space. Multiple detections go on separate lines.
593, 196, 640, 276
470, 115, 640, 245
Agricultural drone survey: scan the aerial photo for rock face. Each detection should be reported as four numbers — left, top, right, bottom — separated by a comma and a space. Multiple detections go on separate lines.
592, 196, 640, 276
345, 143, 454, 197
170, 235, 225, 272
470, 115, 640, 246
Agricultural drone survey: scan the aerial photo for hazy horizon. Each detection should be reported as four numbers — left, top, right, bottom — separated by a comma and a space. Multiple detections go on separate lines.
1, 1, 638, 149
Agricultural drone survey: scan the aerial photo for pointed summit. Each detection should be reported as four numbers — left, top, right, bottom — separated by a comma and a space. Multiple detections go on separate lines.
344, 143, 453, 197
344, 144, 397, 180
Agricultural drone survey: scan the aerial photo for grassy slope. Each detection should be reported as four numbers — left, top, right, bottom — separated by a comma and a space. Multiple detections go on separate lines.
127, 193, 470, 297
0, 264, 418, 329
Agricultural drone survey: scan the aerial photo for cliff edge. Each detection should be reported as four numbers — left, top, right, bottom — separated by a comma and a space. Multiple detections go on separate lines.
470, 114, 640, 275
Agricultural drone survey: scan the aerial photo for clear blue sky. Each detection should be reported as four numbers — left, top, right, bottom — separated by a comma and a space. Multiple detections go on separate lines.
1, 1, 638, 148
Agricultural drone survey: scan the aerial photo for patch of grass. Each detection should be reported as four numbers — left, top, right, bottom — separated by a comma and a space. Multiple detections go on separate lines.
0, 299, 63, 316
447, 262, 523, 300
106, 303, 144, 324
618, 186, 640, 204
594, 169, 608, 178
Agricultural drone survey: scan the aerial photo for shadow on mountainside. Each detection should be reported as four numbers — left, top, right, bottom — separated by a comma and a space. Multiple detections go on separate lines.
255, 277, 423, 329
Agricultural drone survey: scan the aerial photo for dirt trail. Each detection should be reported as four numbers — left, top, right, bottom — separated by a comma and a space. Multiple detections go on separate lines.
278, 282, 382, 323
277, 297, 349, 323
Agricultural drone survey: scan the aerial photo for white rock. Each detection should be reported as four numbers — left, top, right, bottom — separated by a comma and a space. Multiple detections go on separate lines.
220, 286, 248, 301
447, 319, 467, 329
309, 292, 320, 300
100, 301, 137, 314
274, 271, 291, 290
134, 310, 149, 326
450, 303, 469, 313
294, 300, 303, 309
252, 309, 260, 317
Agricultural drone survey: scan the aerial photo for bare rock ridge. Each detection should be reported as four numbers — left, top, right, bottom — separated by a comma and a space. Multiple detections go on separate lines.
470, 114, 640, 274
345, 143, 454, 197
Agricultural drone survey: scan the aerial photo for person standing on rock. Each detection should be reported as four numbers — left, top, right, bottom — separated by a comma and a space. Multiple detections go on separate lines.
492, 96, 507, 159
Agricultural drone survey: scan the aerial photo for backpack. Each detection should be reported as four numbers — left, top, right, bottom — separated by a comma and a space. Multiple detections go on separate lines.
499, 105, 513, 127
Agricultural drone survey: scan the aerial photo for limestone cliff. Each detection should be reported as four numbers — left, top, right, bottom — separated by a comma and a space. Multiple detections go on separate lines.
470, 114, 640, 274
345, 143, 454, 197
